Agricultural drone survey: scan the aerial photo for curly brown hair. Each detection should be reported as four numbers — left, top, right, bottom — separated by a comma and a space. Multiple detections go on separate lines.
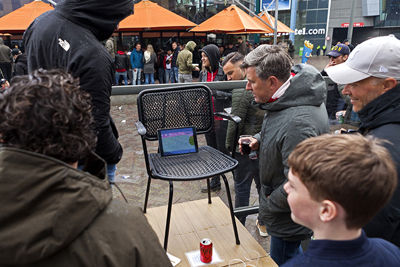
0, 69, 96, 163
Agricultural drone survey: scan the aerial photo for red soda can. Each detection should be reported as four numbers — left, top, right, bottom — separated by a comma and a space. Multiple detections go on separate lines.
200, 238, 213, 263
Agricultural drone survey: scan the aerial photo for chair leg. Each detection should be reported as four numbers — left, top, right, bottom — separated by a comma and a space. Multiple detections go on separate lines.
221, 174, 240, 245
164, 180, 174, 251
143, 176, 152, 213
207, 178, 212, 204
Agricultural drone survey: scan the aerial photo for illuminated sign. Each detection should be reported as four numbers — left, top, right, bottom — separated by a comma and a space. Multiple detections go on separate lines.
341, 22, 365, 27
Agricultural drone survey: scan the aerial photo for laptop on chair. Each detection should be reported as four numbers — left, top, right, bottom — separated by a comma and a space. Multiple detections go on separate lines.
158, 127, 199, 156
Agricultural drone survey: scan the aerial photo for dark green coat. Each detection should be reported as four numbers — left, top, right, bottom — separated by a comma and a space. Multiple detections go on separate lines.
0, 147, 171, 267
225, 88, 264, 152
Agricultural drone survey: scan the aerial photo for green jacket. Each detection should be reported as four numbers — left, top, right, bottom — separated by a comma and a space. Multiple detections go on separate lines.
177, 41, 196, 74
225, 88, 264, 152
0, 147, 171, 267
254, 64, 329, 241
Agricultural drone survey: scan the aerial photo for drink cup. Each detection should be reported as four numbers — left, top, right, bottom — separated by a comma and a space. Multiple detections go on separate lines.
239, 135, 252, 155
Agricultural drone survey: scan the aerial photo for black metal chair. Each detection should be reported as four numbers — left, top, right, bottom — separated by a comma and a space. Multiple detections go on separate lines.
135, 84, 241, 250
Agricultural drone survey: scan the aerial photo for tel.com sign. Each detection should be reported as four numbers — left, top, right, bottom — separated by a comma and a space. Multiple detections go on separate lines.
295, 27, 325, 35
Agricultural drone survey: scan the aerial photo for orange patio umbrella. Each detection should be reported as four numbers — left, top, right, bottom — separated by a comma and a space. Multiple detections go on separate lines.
118, 0, 196, 31
255, 12, 294, 34
0, 0, 54, 34
190, 5, 270, 34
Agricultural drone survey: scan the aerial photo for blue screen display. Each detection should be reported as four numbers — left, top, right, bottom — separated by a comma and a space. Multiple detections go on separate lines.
159, 128, 197, 156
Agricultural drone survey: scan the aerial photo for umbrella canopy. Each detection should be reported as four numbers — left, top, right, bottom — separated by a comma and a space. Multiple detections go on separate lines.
255, 13, 294, 33
0, 0, 54, 33
190, 5, 269, 33
118, 0, 196, 31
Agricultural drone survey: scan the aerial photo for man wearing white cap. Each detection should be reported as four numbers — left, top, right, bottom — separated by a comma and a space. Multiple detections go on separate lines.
326, 35, 400, 246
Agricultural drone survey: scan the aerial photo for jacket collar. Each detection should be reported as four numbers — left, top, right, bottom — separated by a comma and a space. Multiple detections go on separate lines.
358, 84, 400, 134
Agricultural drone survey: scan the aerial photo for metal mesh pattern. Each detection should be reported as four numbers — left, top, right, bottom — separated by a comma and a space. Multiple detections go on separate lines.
149, 146, 237, 180
138, 86, 213, 140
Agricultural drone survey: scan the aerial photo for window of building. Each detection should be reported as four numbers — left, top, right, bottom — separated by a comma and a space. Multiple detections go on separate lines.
307, 0, 318, 9
11, 0, 22, 10
318, 0, 329, 9
306, 10, 317, 23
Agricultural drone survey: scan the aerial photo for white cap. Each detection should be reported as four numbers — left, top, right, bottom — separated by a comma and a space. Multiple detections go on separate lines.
326, 35, 400, 84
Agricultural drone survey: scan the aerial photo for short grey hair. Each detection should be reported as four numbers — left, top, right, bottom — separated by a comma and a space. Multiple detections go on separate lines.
241, 44, 293, 82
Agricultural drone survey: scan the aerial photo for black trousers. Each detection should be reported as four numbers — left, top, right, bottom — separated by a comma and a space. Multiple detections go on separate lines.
0, 62, 12, 81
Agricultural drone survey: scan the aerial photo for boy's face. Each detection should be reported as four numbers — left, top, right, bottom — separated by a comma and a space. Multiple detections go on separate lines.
284, 169, 320, 229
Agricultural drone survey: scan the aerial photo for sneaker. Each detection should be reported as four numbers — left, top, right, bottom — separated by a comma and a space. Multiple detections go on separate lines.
256, 219, 268, 237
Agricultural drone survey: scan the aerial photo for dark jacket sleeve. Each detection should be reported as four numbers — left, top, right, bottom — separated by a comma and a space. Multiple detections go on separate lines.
77, 57, 123, 164
226, 89, 249, 151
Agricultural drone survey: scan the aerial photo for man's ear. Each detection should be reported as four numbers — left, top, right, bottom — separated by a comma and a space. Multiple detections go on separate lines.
269, 76, 281, 90
383, 77, 398, 93
343, 54, 349, 61
319, 200, 337, 223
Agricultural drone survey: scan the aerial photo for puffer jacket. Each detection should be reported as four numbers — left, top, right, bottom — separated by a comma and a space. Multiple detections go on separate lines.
254, 64, 329, 241
177, 41, 196, 74
0, 146, 172, 266
23, 0, 131, 164
225, 88, 264, 152
359, 84, 400, 247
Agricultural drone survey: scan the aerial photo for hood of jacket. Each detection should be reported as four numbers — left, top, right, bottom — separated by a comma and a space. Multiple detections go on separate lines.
55, 0, 133, 41
257, 64, 326, 112
200, 44, 220, 73
0, 147, 111, 265
358, 84, 400, 134
185, 41, 196, 52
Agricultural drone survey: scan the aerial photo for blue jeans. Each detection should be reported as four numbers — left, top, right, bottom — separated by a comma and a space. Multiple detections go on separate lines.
172, 67, 179, 83
165, 69, 172, 83
270, 236, 303, 265
233, 153, 261, 225
78, 163, 116, 183
144, 73, 154, 84
115, 71, 128, 85
132, 68, 142, 85
107, 164, 116, 183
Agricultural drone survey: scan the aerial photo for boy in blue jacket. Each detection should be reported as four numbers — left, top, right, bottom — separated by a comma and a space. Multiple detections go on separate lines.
282, 134, 400, 267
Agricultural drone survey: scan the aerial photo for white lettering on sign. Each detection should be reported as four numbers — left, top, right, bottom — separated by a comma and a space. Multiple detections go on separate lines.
294, 27, 326, 35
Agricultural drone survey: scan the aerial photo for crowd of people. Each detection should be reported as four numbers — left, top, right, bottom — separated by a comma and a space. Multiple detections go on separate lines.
1, 0, 400, 266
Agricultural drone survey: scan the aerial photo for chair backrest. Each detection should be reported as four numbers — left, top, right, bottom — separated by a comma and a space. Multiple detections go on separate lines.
137, 85, 214, 141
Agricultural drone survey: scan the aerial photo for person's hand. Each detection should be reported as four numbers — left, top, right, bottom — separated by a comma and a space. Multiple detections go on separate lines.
238, 136, 259, 155
194, 66, 200, 71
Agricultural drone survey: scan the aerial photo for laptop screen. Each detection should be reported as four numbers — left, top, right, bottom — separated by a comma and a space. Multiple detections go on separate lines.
158, 127, 198, 156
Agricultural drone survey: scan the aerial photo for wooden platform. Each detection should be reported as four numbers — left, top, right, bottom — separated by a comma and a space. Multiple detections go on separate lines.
145, 197, 277, 267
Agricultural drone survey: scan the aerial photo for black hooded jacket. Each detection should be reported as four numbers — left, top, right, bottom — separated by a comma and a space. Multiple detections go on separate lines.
358, 85, 400, 246
199, 44, 225, 82
23, 0, 133, 164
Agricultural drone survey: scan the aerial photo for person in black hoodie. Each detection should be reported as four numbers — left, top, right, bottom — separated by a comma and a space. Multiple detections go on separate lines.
326, 35, 400, 247
23, 0, 133, 183
171, 41, 180, 83
199, 44, 230, 192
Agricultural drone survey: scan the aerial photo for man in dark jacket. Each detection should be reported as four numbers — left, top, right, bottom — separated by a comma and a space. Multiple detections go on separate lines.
0, 69, 171, 266
171, 41, 180, 83
223, 52, 265, 227
114, 48, 130, 85
0, 37, 12, 81
326, 35, 400, 247
240, 45, 329, 265
199, 44, 228, 192
23, 0, 131, 182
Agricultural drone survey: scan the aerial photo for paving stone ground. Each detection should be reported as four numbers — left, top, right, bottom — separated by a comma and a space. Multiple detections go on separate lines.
109, 56, 332, 254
